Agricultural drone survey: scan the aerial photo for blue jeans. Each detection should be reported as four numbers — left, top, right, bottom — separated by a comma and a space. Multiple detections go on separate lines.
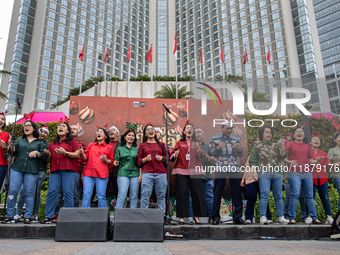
140, 173, 167, 215
116, 175, 139, 209
313, 181, 332, 217
45, 170, 77, 218
16, 171, 46, 216
288, 172, 318, 220
189, 179, 214, 218
284, 183, 308, 220
333, 177, 340, 211
0, 165, 7, 188
82, 176, 108, 208
245, 182, 271, 221
55, 172, 80, 214
258, 172, 284, 218
6, 169, 39, 219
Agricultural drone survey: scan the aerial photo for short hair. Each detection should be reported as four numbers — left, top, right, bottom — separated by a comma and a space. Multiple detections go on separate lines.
258, 126, 273, 141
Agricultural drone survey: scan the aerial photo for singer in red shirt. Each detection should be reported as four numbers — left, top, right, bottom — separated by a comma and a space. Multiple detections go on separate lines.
138, 124, 167, 215
80, 127, 114, 208
170, 122, 207, 224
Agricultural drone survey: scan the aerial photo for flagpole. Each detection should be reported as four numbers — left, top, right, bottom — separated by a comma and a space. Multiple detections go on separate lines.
151, 59, 153, 98
176, 70, 178, 99
80, 62, 83, 95
128, 60, 130, 97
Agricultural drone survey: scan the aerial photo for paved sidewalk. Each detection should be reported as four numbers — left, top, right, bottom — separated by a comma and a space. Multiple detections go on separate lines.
0, 239, 339, 254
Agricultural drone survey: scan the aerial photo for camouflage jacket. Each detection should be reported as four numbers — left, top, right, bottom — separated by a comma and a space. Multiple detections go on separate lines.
249, 141, 287, 172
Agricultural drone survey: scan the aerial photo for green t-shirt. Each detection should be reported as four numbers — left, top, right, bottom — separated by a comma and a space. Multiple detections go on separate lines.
12, 137, 47, 174
115, 145, 139, 177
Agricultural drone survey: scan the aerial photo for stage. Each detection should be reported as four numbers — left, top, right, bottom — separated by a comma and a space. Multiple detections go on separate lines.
0, 220, 333, 240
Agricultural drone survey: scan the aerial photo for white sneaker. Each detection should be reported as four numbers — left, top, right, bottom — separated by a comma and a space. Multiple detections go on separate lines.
277, 216, 289, 224
304, 215, 312, 224
13, 214, 21, 221
260, 216, 268, 225
267, 219, 273, 224
326, 215, 334, 225
245, 219, 251, 224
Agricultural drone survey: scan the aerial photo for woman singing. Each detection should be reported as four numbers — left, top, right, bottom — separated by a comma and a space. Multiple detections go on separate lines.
138, 123, 167, 215
284, 126, 322, 224
80, 127, 114, 208
170, 121, 207, 224
0, 111, 10, 189
4, 118, 46, 224
41, 118, 80, 224
114, 123, 139, 209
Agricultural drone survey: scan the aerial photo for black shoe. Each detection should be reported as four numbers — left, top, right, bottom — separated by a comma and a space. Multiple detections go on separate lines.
312, 219, 323, 224
40, 218, 52, 224
212, 219, 219, 225
234, 218, 246, 225
24, 218, 31, 224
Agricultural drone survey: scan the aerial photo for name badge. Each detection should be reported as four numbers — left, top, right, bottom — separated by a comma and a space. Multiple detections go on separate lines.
186, 154, 190, 161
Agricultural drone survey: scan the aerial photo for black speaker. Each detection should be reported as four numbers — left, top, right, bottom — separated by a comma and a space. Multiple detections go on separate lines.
55, 208, 110, 242
113, 208, 164, 242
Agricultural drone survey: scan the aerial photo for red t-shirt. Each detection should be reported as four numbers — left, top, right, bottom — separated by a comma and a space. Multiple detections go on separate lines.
48, 138, 79, 173
312, 149, 329, 186
83, 142, 114, 178
108, 140, 118, 173
137, 142, 167, 174
285, 141, 313, 172
0, 131, 10, 166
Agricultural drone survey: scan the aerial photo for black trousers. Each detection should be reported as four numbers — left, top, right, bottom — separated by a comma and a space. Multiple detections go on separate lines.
175, 174, 207, 218
106, 172, 118, 199
211, 172, 243, 221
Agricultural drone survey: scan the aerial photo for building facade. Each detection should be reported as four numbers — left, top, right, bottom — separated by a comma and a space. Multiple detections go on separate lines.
0, 0, 331, 113
313, 0, 340, 114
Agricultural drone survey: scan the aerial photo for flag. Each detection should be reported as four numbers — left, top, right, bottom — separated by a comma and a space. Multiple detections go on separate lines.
173, 32, 177, 60
146, 45, 153, 63
266, 47, 271, 63
126, 45, 131, 62
79, 45, 84, 61
220, 46, 224, 63
200, 47, 203, 64
104, 46, 109, 63
242, 47, 248, 64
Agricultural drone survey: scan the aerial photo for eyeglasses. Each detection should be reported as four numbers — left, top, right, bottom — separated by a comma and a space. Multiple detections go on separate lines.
295, 130, 304, 133
146, 128, 154, 132
224, 127, 233, 130
96, 130, 104, 134
23, 124, 32, 128
57, 124, 67, 128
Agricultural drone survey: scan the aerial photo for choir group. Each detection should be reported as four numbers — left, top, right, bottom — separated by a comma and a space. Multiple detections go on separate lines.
1, 111, 339, 226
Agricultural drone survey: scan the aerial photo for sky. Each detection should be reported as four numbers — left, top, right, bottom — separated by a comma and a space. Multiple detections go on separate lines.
0, 0, 15, 68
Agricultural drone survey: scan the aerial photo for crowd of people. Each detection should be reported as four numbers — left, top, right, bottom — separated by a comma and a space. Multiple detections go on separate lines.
0, 112, 339, 226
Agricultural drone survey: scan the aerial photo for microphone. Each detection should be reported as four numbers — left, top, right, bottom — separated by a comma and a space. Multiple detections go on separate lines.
38, 122, 46, 127
17, 98, 21, 109
162, 103, 171, 114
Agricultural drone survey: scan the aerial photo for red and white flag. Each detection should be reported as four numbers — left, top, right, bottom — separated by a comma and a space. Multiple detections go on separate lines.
173, 32, 177, 60
220, 46, 224, 63
104, 46, 109, 63
266, 47, 271, 64
79, 45, 84, 61
200, 47, 203, 64
242, 47, 248, 64
126, 45, 131, 62
146, 45, 153, 63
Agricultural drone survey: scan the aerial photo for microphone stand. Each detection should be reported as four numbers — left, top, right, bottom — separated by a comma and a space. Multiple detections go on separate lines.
163, 105, 191, 225
1, 99, 21, 219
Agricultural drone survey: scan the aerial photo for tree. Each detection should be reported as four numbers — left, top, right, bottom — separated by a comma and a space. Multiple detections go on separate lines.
241, 84, 270, 102
225, 74, 243, 83
154, 83, 193, 99
0, 70, 11, 100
